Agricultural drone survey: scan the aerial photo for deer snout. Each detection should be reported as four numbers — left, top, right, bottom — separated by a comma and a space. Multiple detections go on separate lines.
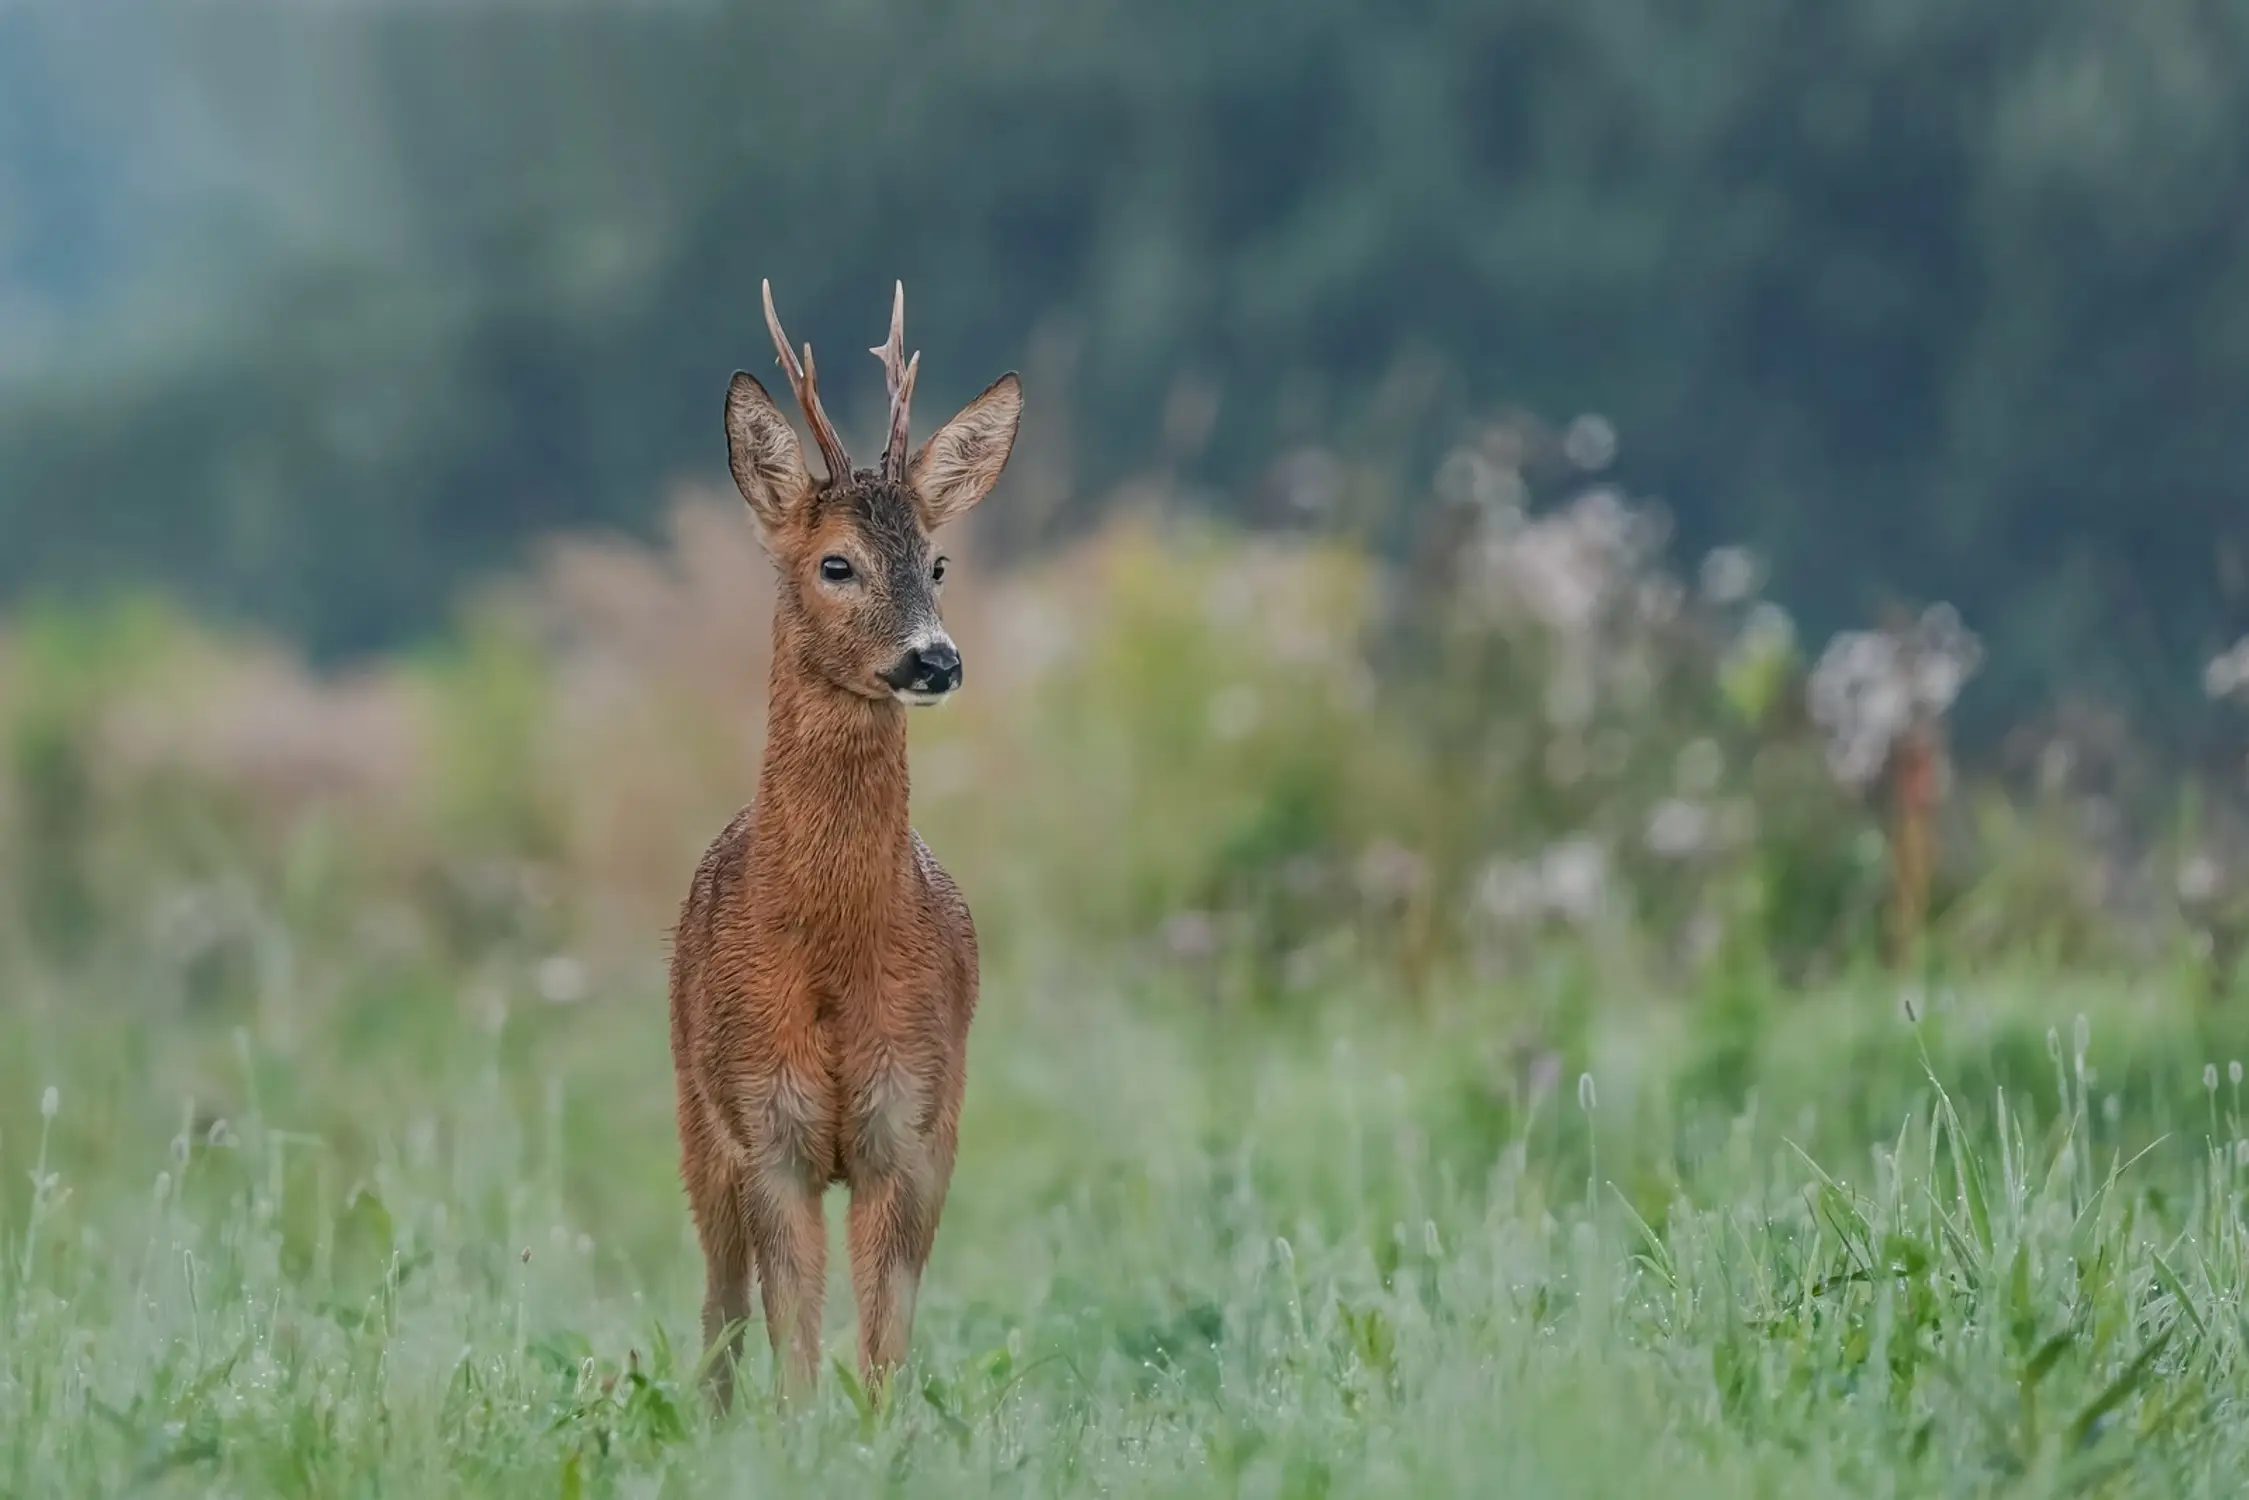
883, 639, 963, 701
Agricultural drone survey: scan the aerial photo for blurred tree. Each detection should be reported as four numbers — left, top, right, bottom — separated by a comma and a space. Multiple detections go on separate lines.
4, 0, 2249, 732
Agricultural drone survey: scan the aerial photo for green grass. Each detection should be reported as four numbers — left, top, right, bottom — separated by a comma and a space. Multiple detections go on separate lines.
5, 949, 2249, 1497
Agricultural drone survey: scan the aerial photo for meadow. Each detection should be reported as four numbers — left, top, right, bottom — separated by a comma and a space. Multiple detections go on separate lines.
7, 436, 2249, 1496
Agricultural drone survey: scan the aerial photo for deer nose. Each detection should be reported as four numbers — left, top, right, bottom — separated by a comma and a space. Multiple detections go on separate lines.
889, 640, 962, 696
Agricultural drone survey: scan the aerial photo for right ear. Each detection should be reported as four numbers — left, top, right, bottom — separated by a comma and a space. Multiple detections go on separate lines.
909, 373, 1023, 529
725, 371, 811, 535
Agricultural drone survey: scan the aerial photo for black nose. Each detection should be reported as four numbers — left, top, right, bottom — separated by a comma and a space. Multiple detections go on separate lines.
889, 641, 962, 695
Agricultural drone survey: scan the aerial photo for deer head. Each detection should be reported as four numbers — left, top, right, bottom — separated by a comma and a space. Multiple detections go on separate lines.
726, 281, 1022, 706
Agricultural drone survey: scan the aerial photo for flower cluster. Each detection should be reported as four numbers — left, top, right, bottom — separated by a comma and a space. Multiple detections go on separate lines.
1807, 605, 1982, 789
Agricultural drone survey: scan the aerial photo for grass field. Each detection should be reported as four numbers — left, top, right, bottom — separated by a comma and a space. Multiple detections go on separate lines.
7, 942, 2249, 1498
7, 508, 2249, 1496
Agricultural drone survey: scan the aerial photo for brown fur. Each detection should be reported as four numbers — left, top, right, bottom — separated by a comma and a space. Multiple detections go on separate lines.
670, 283, 1021, 1407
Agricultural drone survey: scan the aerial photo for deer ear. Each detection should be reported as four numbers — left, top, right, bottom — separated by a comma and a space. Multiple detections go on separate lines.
909, 373, 1022, 529
725, 371, 811, 534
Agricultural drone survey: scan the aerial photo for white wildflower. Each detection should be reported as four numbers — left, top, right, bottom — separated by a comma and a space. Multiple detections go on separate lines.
1540, 838, 1609, 924
1645, 799, 1712, 858
1699, 546, 1758, 606
2179, 855, 2223, 905
537, 956, 588, 1006
1562, 414, 1618, 471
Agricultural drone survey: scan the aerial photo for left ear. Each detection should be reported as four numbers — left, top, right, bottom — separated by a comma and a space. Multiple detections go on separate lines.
909, 373, 1022, 529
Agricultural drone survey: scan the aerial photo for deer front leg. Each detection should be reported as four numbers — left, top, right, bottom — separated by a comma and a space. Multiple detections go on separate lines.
744, 1161, 827, 1401
846, 1146, 956, 1394
685, 1159, 755, 1412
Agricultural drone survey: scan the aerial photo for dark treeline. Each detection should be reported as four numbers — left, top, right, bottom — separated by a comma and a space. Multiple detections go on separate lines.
5, 0, 2249, 730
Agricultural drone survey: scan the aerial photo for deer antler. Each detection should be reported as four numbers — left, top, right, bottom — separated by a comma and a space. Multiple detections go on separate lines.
762, 279, 854, 484
869, 280, 920, 484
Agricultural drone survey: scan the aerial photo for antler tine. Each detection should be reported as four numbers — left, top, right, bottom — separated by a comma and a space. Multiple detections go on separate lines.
761, 278, 853, 483
870, 280, 920, 483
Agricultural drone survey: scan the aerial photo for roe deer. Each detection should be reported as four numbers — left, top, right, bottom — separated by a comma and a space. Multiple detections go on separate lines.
670, 280, 1021, 1408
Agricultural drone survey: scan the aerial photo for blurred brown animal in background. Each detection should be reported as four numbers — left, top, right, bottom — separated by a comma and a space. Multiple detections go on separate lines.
669, 280, 1021, 1407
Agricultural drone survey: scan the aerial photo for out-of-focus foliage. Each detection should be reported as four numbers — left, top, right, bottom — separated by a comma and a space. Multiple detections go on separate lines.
3, 412, 2235, 1015
11, 398, 2249, 1495
6, 0, 2249, 725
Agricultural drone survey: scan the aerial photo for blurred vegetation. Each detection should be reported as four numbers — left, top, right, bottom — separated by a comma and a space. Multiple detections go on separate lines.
2, 408, 2240, 1014
15, 9, 2249, 1488
10, 0, 2249, 730
7, 483, 2249, 1485
8, 464, 2249, 1487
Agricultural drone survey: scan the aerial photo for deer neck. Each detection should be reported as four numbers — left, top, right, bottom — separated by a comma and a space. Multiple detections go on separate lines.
755, 635, 913, 924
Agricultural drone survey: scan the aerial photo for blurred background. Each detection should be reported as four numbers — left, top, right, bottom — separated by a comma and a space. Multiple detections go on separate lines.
12, 1, 2249, 709
19, 11, 2249, 1486
9, 0, 2249, 1081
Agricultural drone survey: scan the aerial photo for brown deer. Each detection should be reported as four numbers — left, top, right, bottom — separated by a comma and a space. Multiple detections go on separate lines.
670, 280, 1021, 1407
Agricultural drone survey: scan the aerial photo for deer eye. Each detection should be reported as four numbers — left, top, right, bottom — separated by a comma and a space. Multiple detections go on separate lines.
931, 556, 948, 584
818, 555, 854, 583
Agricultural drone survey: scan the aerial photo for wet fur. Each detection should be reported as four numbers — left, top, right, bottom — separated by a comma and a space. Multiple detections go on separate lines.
670, 300, 1019, 1408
